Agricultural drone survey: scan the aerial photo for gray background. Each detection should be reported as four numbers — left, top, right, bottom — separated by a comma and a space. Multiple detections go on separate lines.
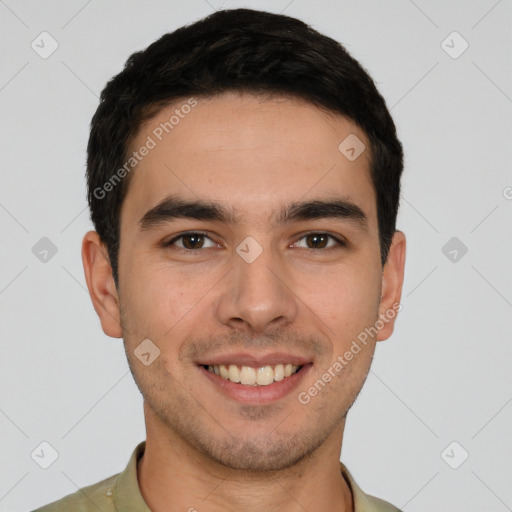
1, 0, 511, 511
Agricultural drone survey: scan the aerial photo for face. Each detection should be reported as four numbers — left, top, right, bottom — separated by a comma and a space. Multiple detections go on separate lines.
83, 91, 405, 472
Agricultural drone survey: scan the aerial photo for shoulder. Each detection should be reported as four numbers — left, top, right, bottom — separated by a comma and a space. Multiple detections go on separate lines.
32, 441, 148, 512
31, 473, 118, 512
339, 461, 403, 512
365, 494, 403, 512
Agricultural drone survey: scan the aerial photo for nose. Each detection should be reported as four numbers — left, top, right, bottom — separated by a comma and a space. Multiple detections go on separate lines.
215, 239, 299, 333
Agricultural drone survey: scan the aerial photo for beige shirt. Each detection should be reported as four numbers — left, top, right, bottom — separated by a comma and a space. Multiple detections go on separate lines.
33, 441, 402, 512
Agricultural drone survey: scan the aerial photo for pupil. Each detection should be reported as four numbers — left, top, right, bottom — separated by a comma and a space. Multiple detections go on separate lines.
308, 234, 326, 249
184, 234, 203, 249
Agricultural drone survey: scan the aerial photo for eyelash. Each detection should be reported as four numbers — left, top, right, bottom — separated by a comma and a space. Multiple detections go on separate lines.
163, 231, 346, 253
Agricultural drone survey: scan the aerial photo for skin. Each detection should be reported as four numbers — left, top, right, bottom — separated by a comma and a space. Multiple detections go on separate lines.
82, 91, 406, 512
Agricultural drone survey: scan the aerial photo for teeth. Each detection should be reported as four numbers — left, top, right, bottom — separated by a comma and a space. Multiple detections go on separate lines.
219, 364, 229, 379
274, 364, 284, 381
206, 363, 301, 386
228, 364, 240, 383
240, 366, 256, 385
256, 366, 274, 385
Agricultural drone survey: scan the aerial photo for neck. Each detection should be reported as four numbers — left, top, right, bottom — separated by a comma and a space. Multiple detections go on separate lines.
137, 406, 353, 512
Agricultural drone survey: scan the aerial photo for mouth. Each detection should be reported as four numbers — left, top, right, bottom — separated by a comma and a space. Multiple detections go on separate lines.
202, 363, 302, 386
196, 357, 313, 405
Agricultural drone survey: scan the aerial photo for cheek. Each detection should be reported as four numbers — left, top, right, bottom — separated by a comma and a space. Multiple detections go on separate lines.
123, 260, 219, 347
124, 253, 180, 305
305, 263, 380, 327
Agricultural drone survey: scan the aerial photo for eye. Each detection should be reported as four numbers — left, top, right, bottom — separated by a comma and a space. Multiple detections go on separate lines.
292, 232, 346, 250
163, 231, 345, 252
165, 232, 217, 251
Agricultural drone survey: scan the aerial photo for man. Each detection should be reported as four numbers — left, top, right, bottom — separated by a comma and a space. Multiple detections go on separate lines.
34, 8, 406, 512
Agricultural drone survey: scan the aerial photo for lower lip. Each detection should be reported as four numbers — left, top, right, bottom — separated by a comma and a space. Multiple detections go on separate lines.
199, 364, 313, 405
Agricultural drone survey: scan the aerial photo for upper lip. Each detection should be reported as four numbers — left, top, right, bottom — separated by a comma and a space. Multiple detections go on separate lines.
196, 352, 312, 367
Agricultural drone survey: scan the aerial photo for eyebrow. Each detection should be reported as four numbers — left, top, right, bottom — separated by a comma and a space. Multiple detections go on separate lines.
138, 194, 368, 232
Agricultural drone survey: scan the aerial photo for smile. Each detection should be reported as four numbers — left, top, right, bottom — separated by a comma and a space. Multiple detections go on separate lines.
199, 362, 312, 405
204, 363, 301, 386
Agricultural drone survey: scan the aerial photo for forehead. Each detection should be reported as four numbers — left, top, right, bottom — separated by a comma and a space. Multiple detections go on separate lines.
120, 92, 376, 231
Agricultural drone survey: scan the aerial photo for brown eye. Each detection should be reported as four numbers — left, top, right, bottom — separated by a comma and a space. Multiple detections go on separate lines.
166, 232, 216, 250
306, 233, 328, 249
181, 234, 205, 249
293, 232, 345, 250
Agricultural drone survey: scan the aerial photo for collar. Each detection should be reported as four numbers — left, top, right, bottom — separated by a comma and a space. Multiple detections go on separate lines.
113, 441, 391, 512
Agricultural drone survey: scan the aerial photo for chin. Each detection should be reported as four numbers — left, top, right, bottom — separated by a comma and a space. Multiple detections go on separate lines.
198, 431, 323, 473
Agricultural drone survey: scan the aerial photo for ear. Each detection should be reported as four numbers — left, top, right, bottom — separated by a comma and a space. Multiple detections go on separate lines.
376, 230, 406, 341
81, 230, 123, 338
